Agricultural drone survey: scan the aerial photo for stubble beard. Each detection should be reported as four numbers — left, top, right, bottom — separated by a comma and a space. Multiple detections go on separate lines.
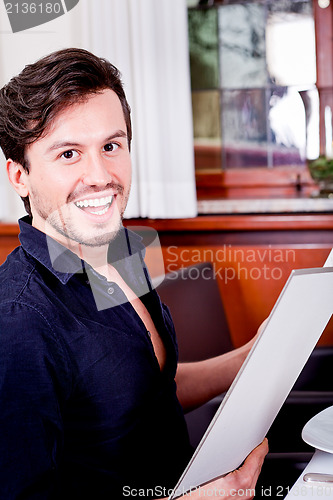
31, 186, 130, 248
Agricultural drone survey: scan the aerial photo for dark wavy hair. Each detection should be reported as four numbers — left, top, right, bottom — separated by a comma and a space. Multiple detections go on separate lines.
0, 48, 132, 216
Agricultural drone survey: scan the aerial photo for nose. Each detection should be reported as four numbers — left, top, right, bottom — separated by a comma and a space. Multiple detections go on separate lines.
82, 153, 112, 186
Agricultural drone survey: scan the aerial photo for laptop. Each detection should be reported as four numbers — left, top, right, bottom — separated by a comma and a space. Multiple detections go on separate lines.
169, 267, 333, 499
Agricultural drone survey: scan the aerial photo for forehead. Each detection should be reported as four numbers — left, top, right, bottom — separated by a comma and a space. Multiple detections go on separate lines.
35, 89, 126, 145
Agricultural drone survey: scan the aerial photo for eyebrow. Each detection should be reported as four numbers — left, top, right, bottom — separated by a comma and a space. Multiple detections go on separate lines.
46, 129, 128, 154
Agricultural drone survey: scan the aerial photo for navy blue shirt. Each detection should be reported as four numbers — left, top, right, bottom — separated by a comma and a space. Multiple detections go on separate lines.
0, 217, 192, 499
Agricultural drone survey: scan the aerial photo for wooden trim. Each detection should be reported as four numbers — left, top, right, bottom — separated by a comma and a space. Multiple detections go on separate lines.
125, 214, 333, 232
194, 143, 221, 170
2, 213, 333, 238
314, 0, 333, 156
196, 166, 314, 188
314, 0, 333, 89
0, 224, 20, 236
195, 166, 317, 199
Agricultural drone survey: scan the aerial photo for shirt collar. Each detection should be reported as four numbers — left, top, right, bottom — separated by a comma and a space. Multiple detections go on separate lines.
18, 216, 145, 285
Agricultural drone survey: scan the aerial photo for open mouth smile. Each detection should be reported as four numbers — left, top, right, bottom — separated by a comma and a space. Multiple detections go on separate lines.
74, 195, 115, 216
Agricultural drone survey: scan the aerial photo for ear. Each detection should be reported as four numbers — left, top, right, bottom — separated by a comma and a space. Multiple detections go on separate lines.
6, 159, 29, 197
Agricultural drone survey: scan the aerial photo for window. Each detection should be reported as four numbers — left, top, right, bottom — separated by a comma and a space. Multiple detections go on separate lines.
188, 0, 331, 200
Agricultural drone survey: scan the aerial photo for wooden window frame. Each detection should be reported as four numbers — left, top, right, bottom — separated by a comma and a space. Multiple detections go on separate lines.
195, 0, 332, 200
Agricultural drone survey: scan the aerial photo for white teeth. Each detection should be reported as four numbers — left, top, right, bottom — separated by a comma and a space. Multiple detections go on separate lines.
95, 206, 109, 216
75, 195, 113, 209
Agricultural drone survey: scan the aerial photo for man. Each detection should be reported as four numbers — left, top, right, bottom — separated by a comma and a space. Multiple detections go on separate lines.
0, 48, 267, 499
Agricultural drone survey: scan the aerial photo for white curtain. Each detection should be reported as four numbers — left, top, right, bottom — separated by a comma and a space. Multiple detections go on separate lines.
0, 0, 197, 221
79, 0, 197, 218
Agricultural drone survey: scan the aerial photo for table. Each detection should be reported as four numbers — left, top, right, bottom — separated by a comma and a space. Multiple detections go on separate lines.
285, 406, 333, 498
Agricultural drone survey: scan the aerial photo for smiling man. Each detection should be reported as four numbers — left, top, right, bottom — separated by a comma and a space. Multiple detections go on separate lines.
20, 90, 131, 247
0, 48, 267, 499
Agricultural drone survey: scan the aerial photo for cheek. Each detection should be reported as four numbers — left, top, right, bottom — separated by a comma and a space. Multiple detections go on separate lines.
120, 159, 132, 184
30, 173, 77, 210
49, 171, 80, 199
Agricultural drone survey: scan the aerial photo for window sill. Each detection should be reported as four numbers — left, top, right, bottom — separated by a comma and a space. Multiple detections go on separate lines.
195, 166, 317, 200
197, 197, 333, 215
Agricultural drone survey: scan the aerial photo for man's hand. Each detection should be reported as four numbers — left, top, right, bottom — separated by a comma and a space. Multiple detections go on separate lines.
157, 439, 268, 499
184, 438, 269, 499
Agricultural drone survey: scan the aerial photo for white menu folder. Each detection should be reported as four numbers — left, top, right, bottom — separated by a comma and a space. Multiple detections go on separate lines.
324, 249, 333, 268
169, 267, 333, 499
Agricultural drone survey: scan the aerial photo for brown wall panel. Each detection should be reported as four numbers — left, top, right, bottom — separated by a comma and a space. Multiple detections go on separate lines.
153, 244, 331, 348
1, 219, 333, 347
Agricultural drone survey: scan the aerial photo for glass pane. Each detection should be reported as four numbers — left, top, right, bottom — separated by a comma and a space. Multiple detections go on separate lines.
221, 86, 311, 169
188, 0, 317, 172
269, 87, 307, 166
192, 90, 222, 171
268, 0, 312, 16
219, 3, 267, 90
266, 1, 316, 86
221, 89, 268, 168
188, 8, 219, 90
192, 90, 221, 142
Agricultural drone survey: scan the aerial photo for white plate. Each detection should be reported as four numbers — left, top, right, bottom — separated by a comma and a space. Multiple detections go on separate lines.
285, 449, 333, 499
302, 406, 333, 454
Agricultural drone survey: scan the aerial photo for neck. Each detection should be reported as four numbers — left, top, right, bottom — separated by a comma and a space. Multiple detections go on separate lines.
34, 218, 114, 280
75, 243, 111, 280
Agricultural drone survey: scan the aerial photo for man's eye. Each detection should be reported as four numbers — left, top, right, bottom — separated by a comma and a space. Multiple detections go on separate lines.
103, 143, 119, 153
61, 150, 79, 160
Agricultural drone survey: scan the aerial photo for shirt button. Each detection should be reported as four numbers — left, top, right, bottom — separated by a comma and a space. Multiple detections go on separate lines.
107, 286, 115, 295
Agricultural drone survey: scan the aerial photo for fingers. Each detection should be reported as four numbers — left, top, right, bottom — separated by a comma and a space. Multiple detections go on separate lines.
183, 439, 269, 499
221, 438, 269, 497
257, 318, 269, 336
240, 438, 269, 484
245, 318, 269, 351
244, 438, 269, 468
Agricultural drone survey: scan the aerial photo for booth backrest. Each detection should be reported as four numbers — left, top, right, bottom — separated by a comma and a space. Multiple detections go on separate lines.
156, 262, 233, 362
